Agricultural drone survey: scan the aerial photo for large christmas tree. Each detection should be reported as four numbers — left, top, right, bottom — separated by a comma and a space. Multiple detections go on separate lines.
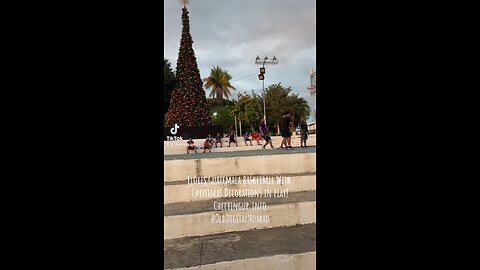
166, 5, 212, 127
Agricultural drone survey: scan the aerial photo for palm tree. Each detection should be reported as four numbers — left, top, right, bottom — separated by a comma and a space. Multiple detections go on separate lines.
203, 66, 236, 100
287, 95, 311, 127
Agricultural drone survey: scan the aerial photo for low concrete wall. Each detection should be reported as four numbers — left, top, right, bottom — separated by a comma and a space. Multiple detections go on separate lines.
165, 135, 316, 155
164, 174, 316, 204
164, 153, 316, 182
164, 201, 316, 240
169, 251, 316, 270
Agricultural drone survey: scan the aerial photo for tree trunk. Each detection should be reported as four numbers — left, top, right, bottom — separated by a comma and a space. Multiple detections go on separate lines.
277, 122, 280, 135
251, 124, 255, 133
215, 87, 222, 100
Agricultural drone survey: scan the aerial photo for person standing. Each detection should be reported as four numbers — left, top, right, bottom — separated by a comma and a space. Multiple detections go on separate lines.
299, 116, 309, 147
280, 112, 294, 149
259, 118, 274, 149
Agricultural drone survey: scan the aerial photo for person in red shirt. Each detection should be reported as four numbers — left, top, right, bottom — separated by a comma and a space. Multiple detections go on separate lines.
186, 138, 197, 154
251, 132, 262, 145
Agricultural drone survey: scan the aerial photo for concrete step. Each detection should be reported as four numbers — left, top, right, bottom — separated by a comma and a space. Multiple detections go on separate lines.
169, 252, 316, 270
164, 172, 316, 204
164, 152, 316, 182
165, 135, 316, 155
164, 191, 316, 240
164, 223, 316, 270
164, 145, 316, 161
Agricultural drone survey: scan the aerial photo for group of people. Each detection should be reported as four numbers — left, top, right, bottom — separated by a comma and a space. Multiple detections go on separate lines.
185, 113, 309, 154
279, 112, 309, 149
186, 131, 241, 154
242, 132, 263, 146
264, 112, 309, 150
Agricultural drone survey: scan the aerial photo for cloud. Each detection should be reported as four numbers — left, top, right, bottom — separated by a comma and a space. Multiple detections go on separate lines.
164, 0, 316, 121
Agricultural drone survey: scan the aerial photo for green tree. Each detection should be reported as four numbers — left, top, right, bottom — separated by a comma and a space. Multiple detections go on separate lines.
264, 83, 290, 134
231, 94, 263, 133
264, 83, 310, 134
203, 66, 236, 100
164, 58, 176, 113
210, 105, 235, 132
166, 6, 212, 127
287, 94, 311, 127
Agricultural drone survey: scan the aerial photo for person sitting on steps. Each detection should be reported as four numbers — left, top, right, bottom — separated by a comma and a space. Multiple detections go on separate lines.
243, 132, 253, 146
251, 132, 262, 145
203, 137, 212, 153
206, 134, 214, 149
215, 132, 223, 148
186, 138, 196, 154
227, 132, 238, 147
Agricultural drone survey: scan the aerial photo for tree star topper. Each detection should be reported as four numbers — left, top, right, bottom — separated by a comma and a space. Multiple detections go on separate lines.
179, 0, 190, 8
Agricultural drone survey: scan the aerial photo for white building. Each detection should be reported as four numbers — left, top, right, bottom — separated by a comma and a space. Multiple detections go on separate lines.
308, 67, 316, 124
309, 67, 316, 95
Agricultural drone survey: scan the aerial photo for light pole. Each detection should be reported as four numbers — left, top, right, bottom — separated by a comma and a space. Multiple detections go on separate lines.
237, 92, 242, 137
255, 55, 278, 124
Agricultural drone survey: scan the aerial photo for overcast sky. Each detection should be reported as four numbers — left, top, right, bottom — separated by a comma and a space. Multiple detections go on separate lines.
164, 0, 316, 122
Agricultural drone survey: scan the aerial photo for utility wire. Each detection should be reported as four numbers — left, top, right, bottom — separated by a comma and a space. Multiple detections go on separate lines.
231, 73, 257, 83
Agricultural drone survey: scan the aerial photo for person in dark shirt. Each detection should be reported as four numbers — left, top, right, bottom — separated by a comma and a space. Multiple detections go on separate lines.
227, 132, 238, 147
280, 112, 293, 149
299, 116, 309, 147
259, 118, 274, 149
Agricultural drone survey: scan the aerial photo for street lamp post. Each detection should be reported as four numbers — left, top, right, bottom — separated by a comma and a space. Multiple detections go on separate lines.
255, 55, 278, 124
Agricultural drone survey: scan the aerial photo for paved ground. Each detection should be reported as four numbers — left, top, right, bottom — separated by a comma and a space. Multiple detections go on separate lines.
164, 223, 316, 269
164, 146, 316, 160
